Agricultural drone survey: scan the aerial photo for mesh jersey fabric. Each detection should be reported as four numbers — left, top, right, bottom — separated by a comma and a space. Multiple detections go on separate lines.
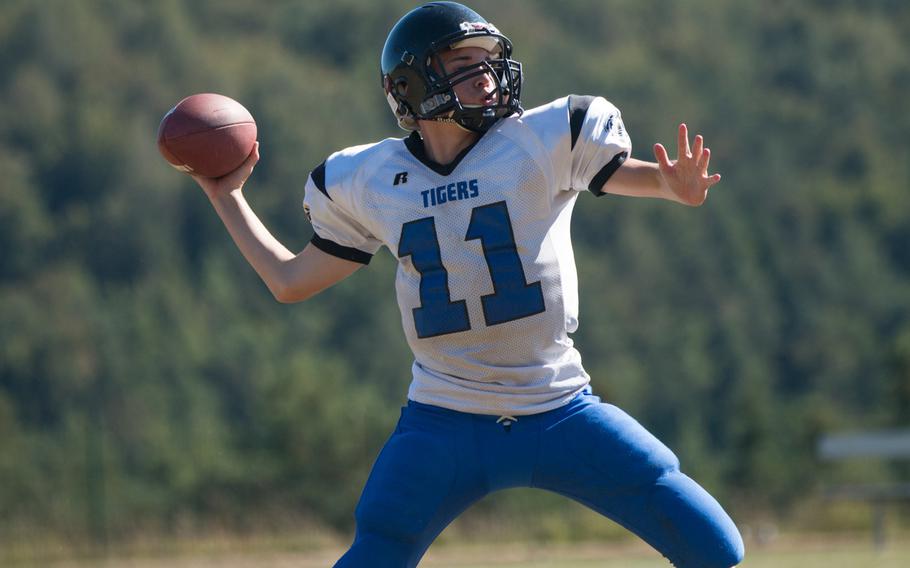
303, 95, 631, 415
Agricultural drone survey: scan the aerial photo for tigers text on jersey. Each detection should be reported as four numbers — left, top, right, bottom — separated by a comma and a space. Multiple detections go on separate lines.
303, 95, 631, 415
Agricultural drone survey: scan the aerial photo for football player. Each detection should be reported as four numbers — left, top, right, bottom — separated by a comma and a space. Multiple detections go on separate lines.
191, 2, 744, 567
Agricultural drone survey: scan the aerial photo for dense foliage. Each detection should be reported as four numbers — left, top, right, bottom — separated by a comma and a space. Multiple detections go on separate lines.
1, 0, 908, 547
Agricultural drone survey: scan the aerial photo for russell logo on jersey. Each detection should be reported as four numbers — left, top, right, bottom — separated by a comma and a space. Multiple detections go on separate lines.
421, 179, 480, 208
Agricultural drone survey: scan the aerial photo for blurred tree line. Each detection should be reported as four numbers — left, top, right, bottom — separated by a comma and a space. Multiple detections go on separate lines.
1, 0, 908, 550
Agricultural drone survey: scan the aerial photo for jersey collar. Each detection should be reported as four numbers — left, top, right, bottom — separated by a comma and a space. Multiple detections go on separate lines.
403, 130, 486, 177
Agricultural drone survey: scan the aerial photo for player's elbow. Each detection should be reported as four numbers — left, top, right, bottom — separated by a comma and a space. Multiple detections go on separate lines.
273, 288, 316, 304
272, 289, 299, 304
269, 281, 314, 304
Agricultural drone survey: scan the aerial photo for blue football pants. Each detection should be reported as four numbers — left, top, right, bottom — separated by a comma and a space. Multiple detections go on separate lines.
335, 390, 744, 567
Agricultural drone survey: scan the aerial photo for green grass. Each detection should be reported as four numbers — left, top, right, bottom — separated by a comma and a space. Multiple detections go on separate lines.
422, 538, 910, 568
10, 535, 910, 567
429, 547, 910, 568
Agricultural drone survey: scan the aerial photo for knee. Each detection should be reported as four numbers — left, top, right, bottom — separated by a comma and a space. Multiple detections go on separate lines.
695, 527, 744, 568
653, 470, 744, 568
669, 513, 744, 568
354, 495, 422, 546
724, 540, 746, 567
647, 444, 682, 481
340, 505, 433, 568
623, 441, 681, 490
701, 538, 744, 568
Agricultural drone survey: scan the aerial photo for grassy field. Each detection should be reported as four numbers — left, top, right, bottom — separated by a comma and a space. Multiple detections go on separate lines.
424, 538, 910, 568
16, 535, 910, 568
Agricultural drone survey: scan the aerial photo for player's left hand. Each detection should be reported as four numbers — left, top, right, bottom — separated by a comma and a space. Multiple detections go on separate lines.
653, 124, 721, 206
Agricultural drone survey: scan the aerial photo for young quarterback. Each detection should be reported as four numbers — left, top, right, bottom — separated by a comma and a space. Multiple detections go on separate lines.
191, 2, 744, 566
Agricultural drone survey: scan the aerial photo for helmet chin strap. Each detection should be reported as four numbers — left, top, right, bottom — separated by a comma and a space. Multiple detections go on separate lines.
415, 110, 480, 137
428, 110, 497, 134
424, 112, 474, 134
448, 118, 477, 134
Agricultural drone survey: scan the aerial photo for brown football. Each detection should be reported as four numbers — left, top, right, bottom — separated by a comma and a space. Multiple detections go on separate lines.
157, 93, 257, 178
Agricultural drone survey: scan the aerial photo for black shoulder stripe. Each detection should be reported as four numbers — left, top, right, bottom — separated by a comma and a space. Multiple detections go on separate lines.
310, 161, 329, 200
310, 233, 372, 265
589, 152, 628, 196
568, 95, 596, 151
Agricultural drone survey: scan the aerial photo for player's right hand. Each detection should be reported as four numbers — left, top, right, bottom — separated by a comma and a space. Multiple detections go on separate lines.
191, 142, 260, 201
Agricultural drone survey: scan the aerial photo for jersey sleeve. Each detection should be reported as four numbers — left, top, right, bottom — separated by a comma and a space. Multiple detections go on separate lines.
303, 161, 382, 264
566, 95, 632, 196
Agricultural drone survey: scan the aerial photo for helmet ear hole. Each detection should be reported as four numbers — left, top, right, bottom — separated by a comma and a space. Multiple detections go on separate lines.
394, 78, 409, 97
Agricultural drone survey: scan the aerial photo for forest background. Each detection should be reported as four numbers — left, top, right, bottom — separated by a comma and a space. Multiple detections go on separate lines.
1, 0, 908, 556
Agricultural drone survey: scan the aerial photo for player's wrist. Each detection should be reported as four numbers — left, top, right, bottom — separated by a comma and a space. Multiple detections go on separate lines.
207, 185, 245, 207
655, 168, 680, 203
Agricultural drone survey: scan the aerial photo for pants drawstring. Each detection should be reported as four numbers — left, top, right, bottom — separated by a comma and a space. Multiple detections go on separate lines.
496, 415, 517, 431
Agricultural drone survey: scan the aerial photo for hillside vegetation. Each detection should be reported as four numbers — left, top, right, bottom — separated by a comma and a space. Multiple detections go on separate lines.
0, 0, 908, 545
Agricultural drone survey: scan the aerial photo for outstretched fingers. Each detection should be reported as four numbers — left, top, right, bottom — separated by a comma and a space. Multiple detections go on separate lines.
692, 134, 704, 162
696, 146, 711, 174
653, 143, 672, 169
696, 145, 721, 186
678, 123, 691, 158
658, 125, 722, 198
688, 129, 721, 187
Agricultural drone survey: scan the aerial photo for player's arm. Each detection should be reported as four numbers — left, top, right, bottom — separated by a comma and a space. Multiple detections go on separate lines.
192, 143, 363, 303
605, 124, 721, 207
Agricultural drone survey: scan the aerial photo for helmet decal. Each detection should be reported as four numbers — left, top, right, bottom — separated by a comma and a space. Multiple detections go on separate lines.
459, 21, 500, 34
419, 93, 454, 115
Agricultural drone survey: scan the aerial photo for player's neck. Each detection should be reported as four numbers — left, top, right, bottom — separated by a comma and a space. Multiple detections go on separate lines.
417, 122, 480, 166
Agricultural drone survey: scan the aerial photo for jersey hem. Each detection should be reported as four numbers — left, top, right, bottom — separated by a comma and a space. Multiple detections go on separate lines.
407, 383, 590, 417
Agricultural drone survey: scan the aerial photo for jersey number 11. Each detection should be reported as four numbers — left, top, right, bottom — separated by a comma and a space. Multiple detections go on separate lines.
398, 201, 546, 338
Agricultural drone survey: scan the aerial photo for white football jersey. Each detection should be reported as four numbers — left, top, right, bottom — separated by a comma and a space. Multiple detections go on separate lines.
303, 95, 631, 415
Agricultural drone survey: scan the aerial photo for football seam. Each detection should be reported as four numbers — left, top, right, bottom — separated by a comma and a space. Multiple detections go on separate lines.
163, 121, 256, 141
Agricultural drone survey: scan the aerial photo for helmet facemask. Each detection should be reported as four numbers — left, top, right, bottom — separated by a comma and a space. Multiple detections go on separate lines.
421, 38, 523, 133
383, 24, 524, 134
